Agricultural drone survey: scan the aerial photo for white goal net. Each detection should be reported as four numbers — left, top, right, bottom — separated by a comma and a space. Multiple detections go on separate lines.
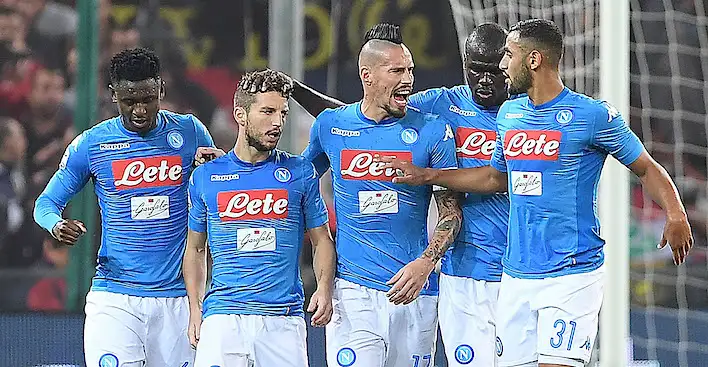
448, 1, 708, 367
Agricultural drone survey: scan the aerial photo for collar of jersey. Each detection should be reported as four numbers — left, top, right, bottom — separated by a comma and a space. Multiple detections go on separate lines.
116, 110, 166, 137
526, 87, 570, 110
228, 149, 276, 167
355, 102, 400, 125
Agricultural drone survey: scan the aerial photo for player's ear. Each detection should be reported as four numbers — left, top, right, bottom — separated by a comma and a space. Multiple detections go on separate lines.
159, 79, 166, 100
109, 84, 117, 103
360, 66, 372, 87
233, 106, 248, 127
528, 50, 542, 70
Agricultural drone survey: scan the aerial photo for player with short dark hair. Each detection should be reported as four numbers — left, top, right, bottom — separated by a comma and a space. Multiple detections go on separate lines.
184, 69, 336, 367
379, 18, 693, 367
302, 23, 461, 367
34, 47, 216, 367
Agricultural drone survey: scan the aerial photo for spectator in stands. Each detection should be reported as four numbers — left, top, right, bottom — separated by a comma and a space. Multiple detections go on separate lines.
26, 235, 67, 312
19, 68, 74, 202
15, 0, 76, 39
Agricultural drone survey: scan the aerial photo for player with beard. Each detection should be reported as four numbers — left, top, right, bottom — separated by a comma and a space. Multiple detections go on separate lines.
377, 19, 693, 367
184, 69, 336, 367
298, 23, 461, 367
252, 23, 511, 366
34, 47, 216, 367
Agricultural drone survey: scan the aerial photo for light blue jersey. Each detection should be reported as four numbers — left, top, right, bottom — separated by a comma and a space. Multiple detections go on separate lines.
303, 103, 458, 295
409, 85, 509, 282
34, 110, 214, 297
491, 88, 644, 278
188, 150, 328, 318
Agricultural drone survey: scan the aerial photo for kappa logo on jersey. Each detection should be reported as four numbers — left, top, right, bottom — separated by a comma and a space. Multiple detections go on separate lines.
99, 142, 130, 151
340, 150, 413, 181
217, 189, 288, 221
504, 130, 561, 161
449, 104, 477, 117
331, 127, 360, 137
443, 123, 454, 142
112, 156, 183, 189
602, 101, 620, 122
455, 127, 496, 159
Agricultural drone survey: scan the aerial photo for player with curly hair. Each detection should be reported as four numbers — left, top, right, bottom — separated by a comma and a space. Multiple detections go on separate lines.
34, 47, 215, 367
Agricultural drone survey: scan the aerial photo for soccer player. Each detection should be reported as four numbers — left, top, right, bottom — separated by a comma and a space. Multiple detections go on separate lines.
183, 69, 336, 367
378, 19, 693, 367
33, 47, 215, 367
304, 24, 461, 366
273, 23, 511, 366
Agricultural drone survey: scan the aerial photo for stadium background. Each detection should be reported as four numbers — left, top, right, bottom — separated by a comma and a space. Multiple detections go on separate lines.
0, 0, 706, 366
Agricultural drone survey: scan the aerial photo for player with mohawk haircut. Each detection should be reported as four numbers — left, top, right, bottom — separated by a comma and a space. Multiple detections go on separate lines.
34, 47, 216, 367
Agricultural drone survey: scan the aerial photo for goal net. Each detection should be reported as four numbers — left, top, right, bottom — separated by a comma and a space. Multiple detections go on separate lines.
448, 1, 708, 367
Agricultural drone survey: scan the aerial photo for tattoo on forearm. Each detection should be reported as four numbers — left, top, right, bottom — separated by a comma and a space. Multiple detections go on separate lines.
421, 192, 462, 263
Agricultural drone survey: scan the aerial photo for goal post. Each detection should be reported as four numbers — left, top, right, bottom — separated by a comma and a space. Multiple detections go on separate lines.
598, 0, 631, 366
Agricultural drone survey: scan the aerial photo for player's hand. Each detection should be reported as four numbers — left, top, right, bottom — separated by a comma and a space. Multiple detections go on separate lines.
307, 286, 333, 327
374, 155, 432, 186
194, 147, 225, 167
658, 213, 693, 265
187, 310, 202, 349
386, 258, 436, 305
51, 219, 87, 245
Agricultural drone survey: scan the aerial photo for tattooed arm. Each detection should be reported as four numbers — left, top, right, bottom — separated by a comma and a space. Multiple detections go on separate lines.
421, 190, 463, 263
386, 189, 463, 305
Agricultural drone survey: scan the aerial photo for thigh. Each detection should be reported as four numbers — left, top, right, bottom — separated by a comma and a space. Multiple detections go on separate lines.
385, 294, 438, 367
439, 275, 500, 367
195, 314, 251, 367
145, 296, 194, 367
326, 279, 386, 367
253, 316, 308, 367
496, 274, 538, 367
84, 291, 146, 367
536, 269, 604, 367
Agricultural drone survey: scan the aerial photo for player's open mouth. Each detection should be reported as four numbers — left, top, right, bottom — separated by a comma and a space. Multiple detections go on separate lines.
131, 118, 149, 127
476, 89, 494, 99
265, 130, 281, 140
392, 90, 410, 108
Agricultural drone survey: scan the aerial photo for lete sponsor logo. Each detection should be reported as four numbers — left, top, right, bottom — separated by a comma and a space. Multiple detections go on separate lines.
112, 156, 183, 189
503, 130, 561, 161
455, 127, 496, 159
340, 150, 413, 181
217, 189, 288, 221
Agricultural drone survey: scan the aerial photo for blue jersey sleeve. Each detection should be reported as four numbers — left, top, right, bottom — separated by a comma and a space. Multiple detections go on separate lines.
33, 132, 91, 233
192, 114, 215, 148
408, 88, 444, 114
490, 129, 508, 172
187, 167, 207, 233
302, 161, 329, 230
429, 118, 458, 170
591, 101, 644, 165
302, 111, 331, 177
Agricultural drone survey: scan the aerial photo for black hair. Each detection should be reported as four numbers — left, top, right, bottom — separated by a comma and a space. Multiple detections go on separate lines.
363, 23, 403, 44
465, 23, 507, 62
509, 19, 564, 65
234, 69, 293, 111
109, 47, 161, 85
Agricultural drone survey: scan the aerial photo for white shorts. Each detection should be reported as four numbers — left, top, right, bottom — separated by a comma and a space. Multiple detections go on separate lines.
496, 266, 605, 367
325, 278, 438, 367
438, 273, 501, 367
195, 314, 308, 367
83, 290, 193, 367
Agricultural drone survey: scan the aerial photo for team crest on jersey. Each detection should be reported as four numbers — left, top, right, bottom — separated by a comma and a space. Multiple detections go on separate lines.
274, 167, 291, 183
455, 344, 474, 364
400, 128, 419, 144
98, 353, 119, 367
496, 336, 503, 356
167, 130, 184, 149
555, 109, 573, 124
336, 347, 356, 366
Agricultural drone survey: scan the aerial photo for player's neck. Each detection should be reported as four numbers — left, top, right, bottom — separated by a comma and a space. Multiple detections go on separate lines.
233, 140, 270, 164
360, 97, 389, 122
527, 71, 565, 106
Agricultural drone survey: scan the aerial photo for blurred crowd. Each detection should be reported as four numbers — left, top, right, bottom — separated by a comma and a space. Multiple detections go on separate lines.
0, 0, 706, 313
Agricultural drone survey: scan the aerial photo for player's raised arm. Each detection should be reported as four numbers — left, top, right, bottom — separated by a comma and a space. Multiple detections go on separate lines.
183, 173, 208, 348
292, 79, 346, 117
33, 133, 91, 245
